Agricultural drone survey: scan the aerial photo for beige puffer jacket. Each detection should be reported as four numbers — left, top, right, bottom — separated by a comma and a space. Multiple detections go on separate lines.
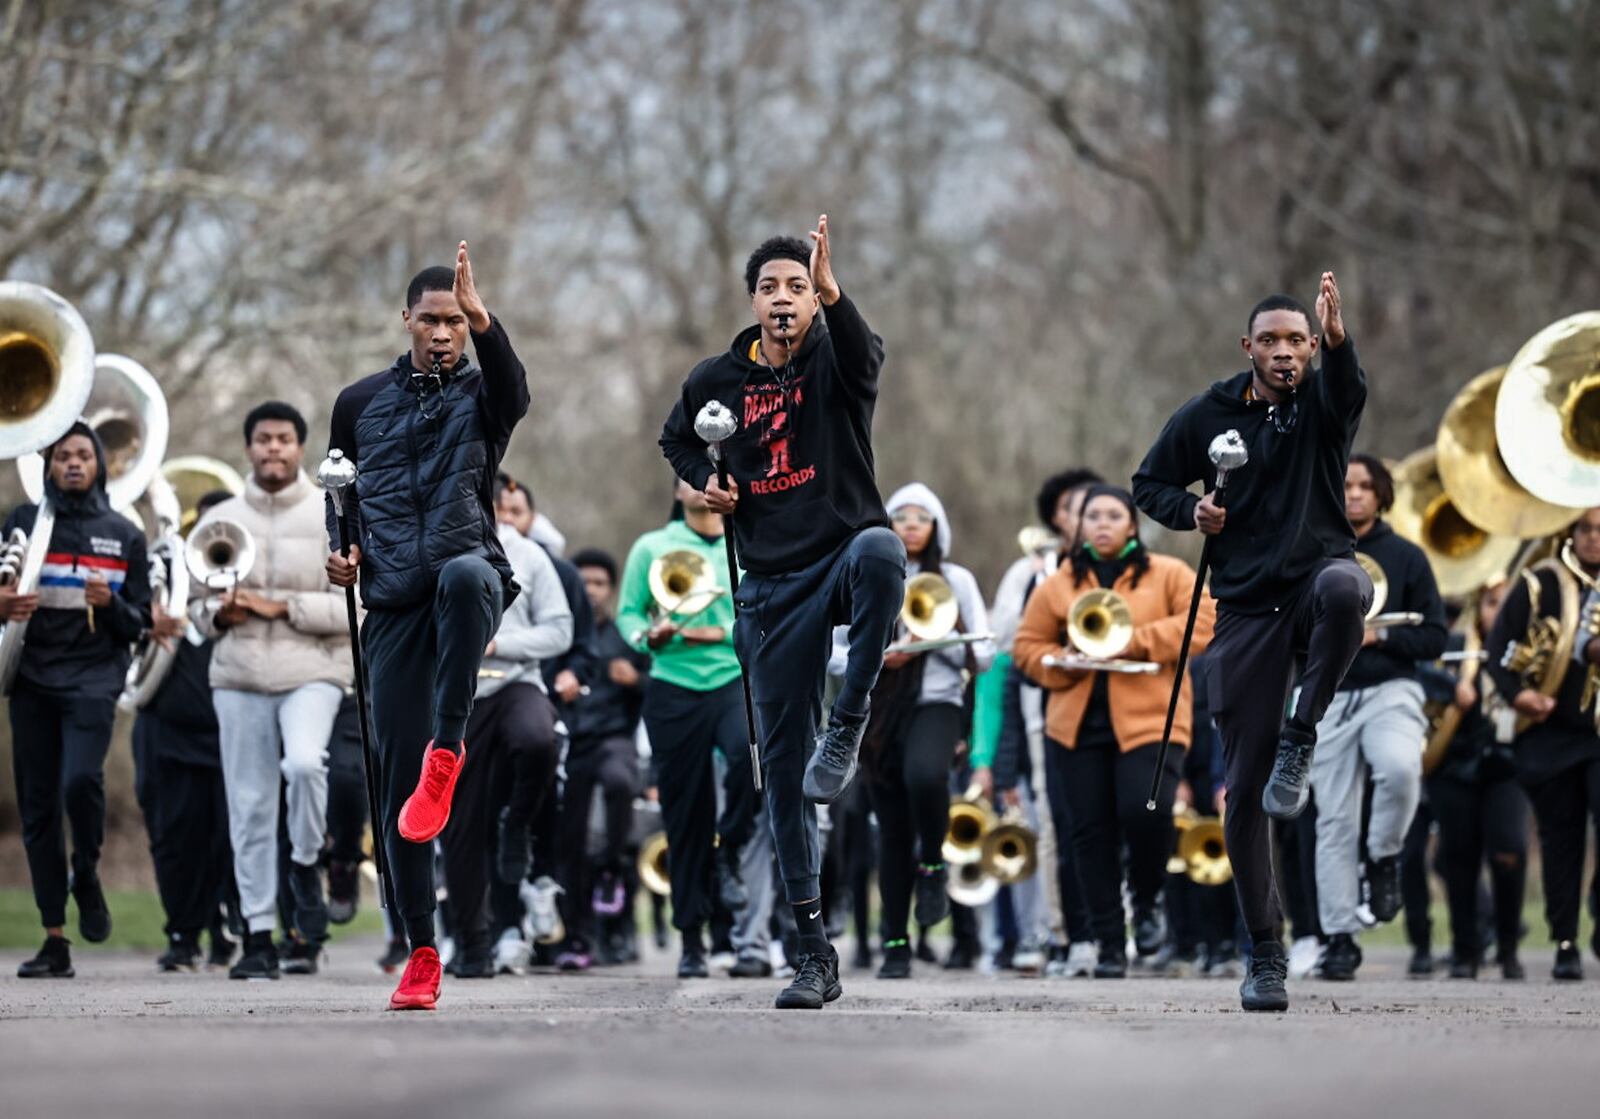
192, 469, 353, 694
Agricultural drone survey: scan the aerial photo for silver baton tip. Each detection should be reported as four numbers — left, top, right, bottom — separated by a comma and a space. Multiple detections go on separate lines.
693, 400, 738, 444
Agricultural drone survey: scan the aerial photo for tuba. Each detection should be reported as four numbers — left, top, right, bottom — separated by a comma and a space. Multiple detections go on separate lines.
0, 283, 98, 695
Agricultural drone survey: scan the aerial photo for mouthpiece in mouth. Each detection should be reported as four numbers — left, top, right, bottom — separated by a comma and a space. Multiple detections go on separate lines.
774, 312, 793, 331
431, 359, 442, 376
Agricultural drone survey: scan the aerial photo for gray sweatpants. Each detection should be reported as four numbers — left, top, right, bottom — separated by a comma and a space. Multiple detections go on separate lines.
1308, 677, 1427, 936
214, 682, 344, 934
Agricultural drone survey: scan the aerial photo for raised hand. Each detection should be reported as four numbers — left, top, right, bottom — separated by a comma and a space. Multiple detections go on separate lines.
808, 214, 840, 305
1316, 271, 1345, 347
453, 240, 492, 333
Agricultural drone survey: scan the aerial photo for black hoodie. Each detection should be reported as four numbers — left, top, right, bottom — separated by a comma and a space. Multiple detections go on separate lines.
1338, 519, 1447, 690
2, 421, 152, 697
658, 293, 889, 575
1133, 337, 1366, 612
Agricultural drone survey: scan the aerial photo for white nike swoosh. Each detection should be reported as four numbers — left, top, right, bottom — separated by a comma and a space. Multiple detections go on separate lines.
808, 910, 820, 920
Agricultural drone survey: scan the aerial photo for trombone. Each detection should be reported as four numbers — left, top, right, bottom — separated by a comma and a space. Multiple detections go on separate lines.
1354, 553, 1426, 630
1042, 589, 1159, 674
886, 572, 994, 655
627, 549, 726, 645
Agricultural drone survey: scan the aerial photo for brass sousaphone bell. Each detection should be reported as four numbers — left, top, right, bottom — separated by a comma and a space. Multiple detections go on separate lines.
1495, 312, 1600, 511
1389, 447, 1522, 599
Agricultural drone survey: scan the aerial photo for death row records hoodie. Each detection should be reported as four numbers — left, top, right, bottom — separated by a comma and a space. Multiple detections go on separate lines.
1132, 336, 1367, 613
2, 421, 152, 697
658, 292, 890, 576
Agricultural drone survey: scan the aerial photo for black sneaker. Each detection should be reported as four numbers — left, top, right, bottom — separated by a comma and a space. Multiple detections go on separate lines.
1240, 941, 1289, 1012
943, 938, 978, 970
1448, 957, 1478, 980
496, 806, 531, 885
1094, 943, 1128, 979
1408, 948, 1434, 977
1365, 855, 1402, 923
914, 865, 950, 928
1553, 941, 1583, 981
17, 935, 74, 979
70, 864, 112, 944
326, 859, 359, 925
1499, 953, 1526, 981
678, 947, 710, 979
802, 714, 867, 803
1318, 933, 1362, 981
157, 933, 201, 973
287, 861, 329, 944
730, 954, 774, 978
376, 938, 409, 974
916, 932, 938, 963
717, 847, 747, 913
449, 951, 496, 979
229, 932, 280, 980
776, 949, 842, 1009
1262, 733, 1315, 820
851, 939, 873, 970
279, 934, 323, 975
1133, 909, 1166, 957
207, 926, 236, 970
877, 942, 912, 979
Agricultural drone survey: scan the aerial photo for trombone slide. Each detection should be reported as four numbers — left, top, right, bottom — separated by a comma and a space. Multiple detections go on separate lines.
886, 631, 995, 656
1042, 652, 1160, 675
1367, 611, 1424, 629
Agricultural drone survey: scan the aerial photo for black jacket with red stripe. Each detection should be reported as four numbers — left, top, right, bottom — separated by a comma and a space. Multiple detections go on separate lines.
2, 422, 151, 697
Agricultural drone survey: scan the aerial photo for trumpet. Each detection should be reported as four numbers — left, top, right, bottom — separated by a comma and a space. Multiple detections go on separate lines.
186, 517, 257, 594
979, 810, 1038, 884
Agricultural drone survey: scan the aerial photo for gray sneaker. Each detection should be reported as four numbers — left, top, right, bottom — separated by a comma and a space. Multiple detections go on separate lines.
803, 716, 866, 803
1262, 736, 1316, 820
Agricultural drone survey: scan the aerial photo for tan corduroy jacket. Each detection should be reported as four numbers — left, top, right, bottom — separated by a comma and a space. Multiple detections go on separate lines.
1013, 552, 1214, 752
192, 470, 353, 694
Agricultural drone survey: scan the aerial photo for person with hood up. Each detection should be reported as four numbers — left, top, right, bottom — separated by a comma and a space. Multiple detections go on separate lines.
844, 482, 995, 979
2, 421, 151, 978
1305, 454, 1445, 981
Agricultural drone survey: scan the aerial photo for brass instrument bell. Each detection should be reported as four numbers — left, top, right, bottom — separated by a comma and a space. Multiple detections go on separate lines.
942, 788, 997, 866
637, 831, 671, 898
1355, 553, 1388, 620
979, 813, 1038, 884
1067, 588, 1135, 661
946, 859, 1000, 908
162, 455, 246, 535
902, 572, 959, 642
0, 281, 95, 455
1176, 817, 1232, 887
1496, 312, 1600, 510
1390, 447, 1521, 599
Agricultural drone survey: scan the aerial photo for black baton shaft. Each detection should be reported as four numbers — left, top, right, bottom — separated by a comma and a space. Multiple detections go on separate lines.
1146, 485, 1228, 811
336, 511, 394, 908
715, 455, 763, 792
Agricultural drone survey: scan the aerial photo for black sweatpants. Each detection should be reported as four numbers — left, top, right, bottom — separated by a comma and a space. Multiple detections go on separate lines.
8, 681, 118, 928
1207, 558, 1370, 939
865, 702, 964, 942
439, 682, 558, 958
732, 527, 906, 904
559, 733, 638, 950
132, 716, 232, 938
1040, 732, 1097, 945
361, 554, 505, 931
1275, 800, 1321, 942
643, 678, 754, 933
323, 691, 369, 865
1433, 775, 1527, 960
1049, 737, 1183, 944
1521, 759, 1600, 944
1400, 794, 1436, 953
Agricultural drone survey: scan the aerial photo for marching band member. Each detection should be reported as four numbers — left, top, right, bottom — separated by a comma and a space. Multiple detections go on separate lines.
438, 508, 570, 977
1134, 276, 1370, 1012
1014, 484, 1214, 977
1306, 454, 1446, 980
132, 488, 235, 971
1429, 580, 1527, 979
854, 482, 995, 979
324, 242, 530, 1010
1486, 507, 1600, 980
659, 217, 906, 1008
197, 402, 353, 980
4, 423, 152, 978
616, 478, 755, 978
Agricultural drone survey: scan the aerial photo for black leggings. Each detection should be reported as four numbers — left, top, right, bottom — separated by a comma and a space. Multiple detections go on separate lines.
1524, 758, 1600, 943
1432, 775, 1528, 959
865, 702, 964, 942
558, 733, 639, 950
1049, 737, 1182, 945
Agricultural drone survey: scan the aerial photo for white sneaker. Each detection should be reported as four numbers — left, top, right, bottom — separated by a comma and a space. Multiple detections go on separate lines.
494, 928, 531, 976
521, 875, 566, 945
710, 951, 736, 973
1061, 942, 1097, 978
437, 935, 457, 969
1288, 935, 1321, 979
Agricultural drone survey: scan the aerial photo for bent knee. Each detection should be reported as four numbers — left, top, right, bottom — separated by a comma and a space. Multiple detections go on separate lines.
850, 526, 907, 571
1317, 563, 1370, 621
437, 554, 496, 596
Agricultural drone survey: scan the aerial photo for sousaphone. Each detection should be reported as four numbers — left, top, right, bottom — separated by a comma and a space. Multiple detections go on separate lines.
1496, 312, 1600, 510
1389, 447, 1521, 599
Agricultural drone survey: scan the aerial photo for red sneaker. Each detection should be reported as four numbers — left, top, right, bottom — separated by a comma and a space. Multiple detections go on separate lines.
397, 742, 466, 843
387, 946, 442, 1011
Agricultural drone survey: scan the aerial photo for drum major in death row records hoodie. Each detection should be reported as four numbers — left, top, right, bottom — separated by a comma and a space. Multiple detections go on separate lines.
658, 292, 890, 576
1132, 336, 1367, 613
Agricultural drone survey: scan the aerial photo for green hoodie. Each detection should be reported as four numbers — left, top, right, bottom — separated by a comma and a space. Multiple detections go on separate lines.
617, 519, 742, 692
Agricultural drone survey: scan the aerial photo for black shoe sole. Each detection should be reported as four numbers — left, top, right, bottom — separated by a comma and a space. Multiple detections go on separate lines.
1241, 996, 1289, 1012
17, 968, 75, 979
775, 980, 843, 1009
